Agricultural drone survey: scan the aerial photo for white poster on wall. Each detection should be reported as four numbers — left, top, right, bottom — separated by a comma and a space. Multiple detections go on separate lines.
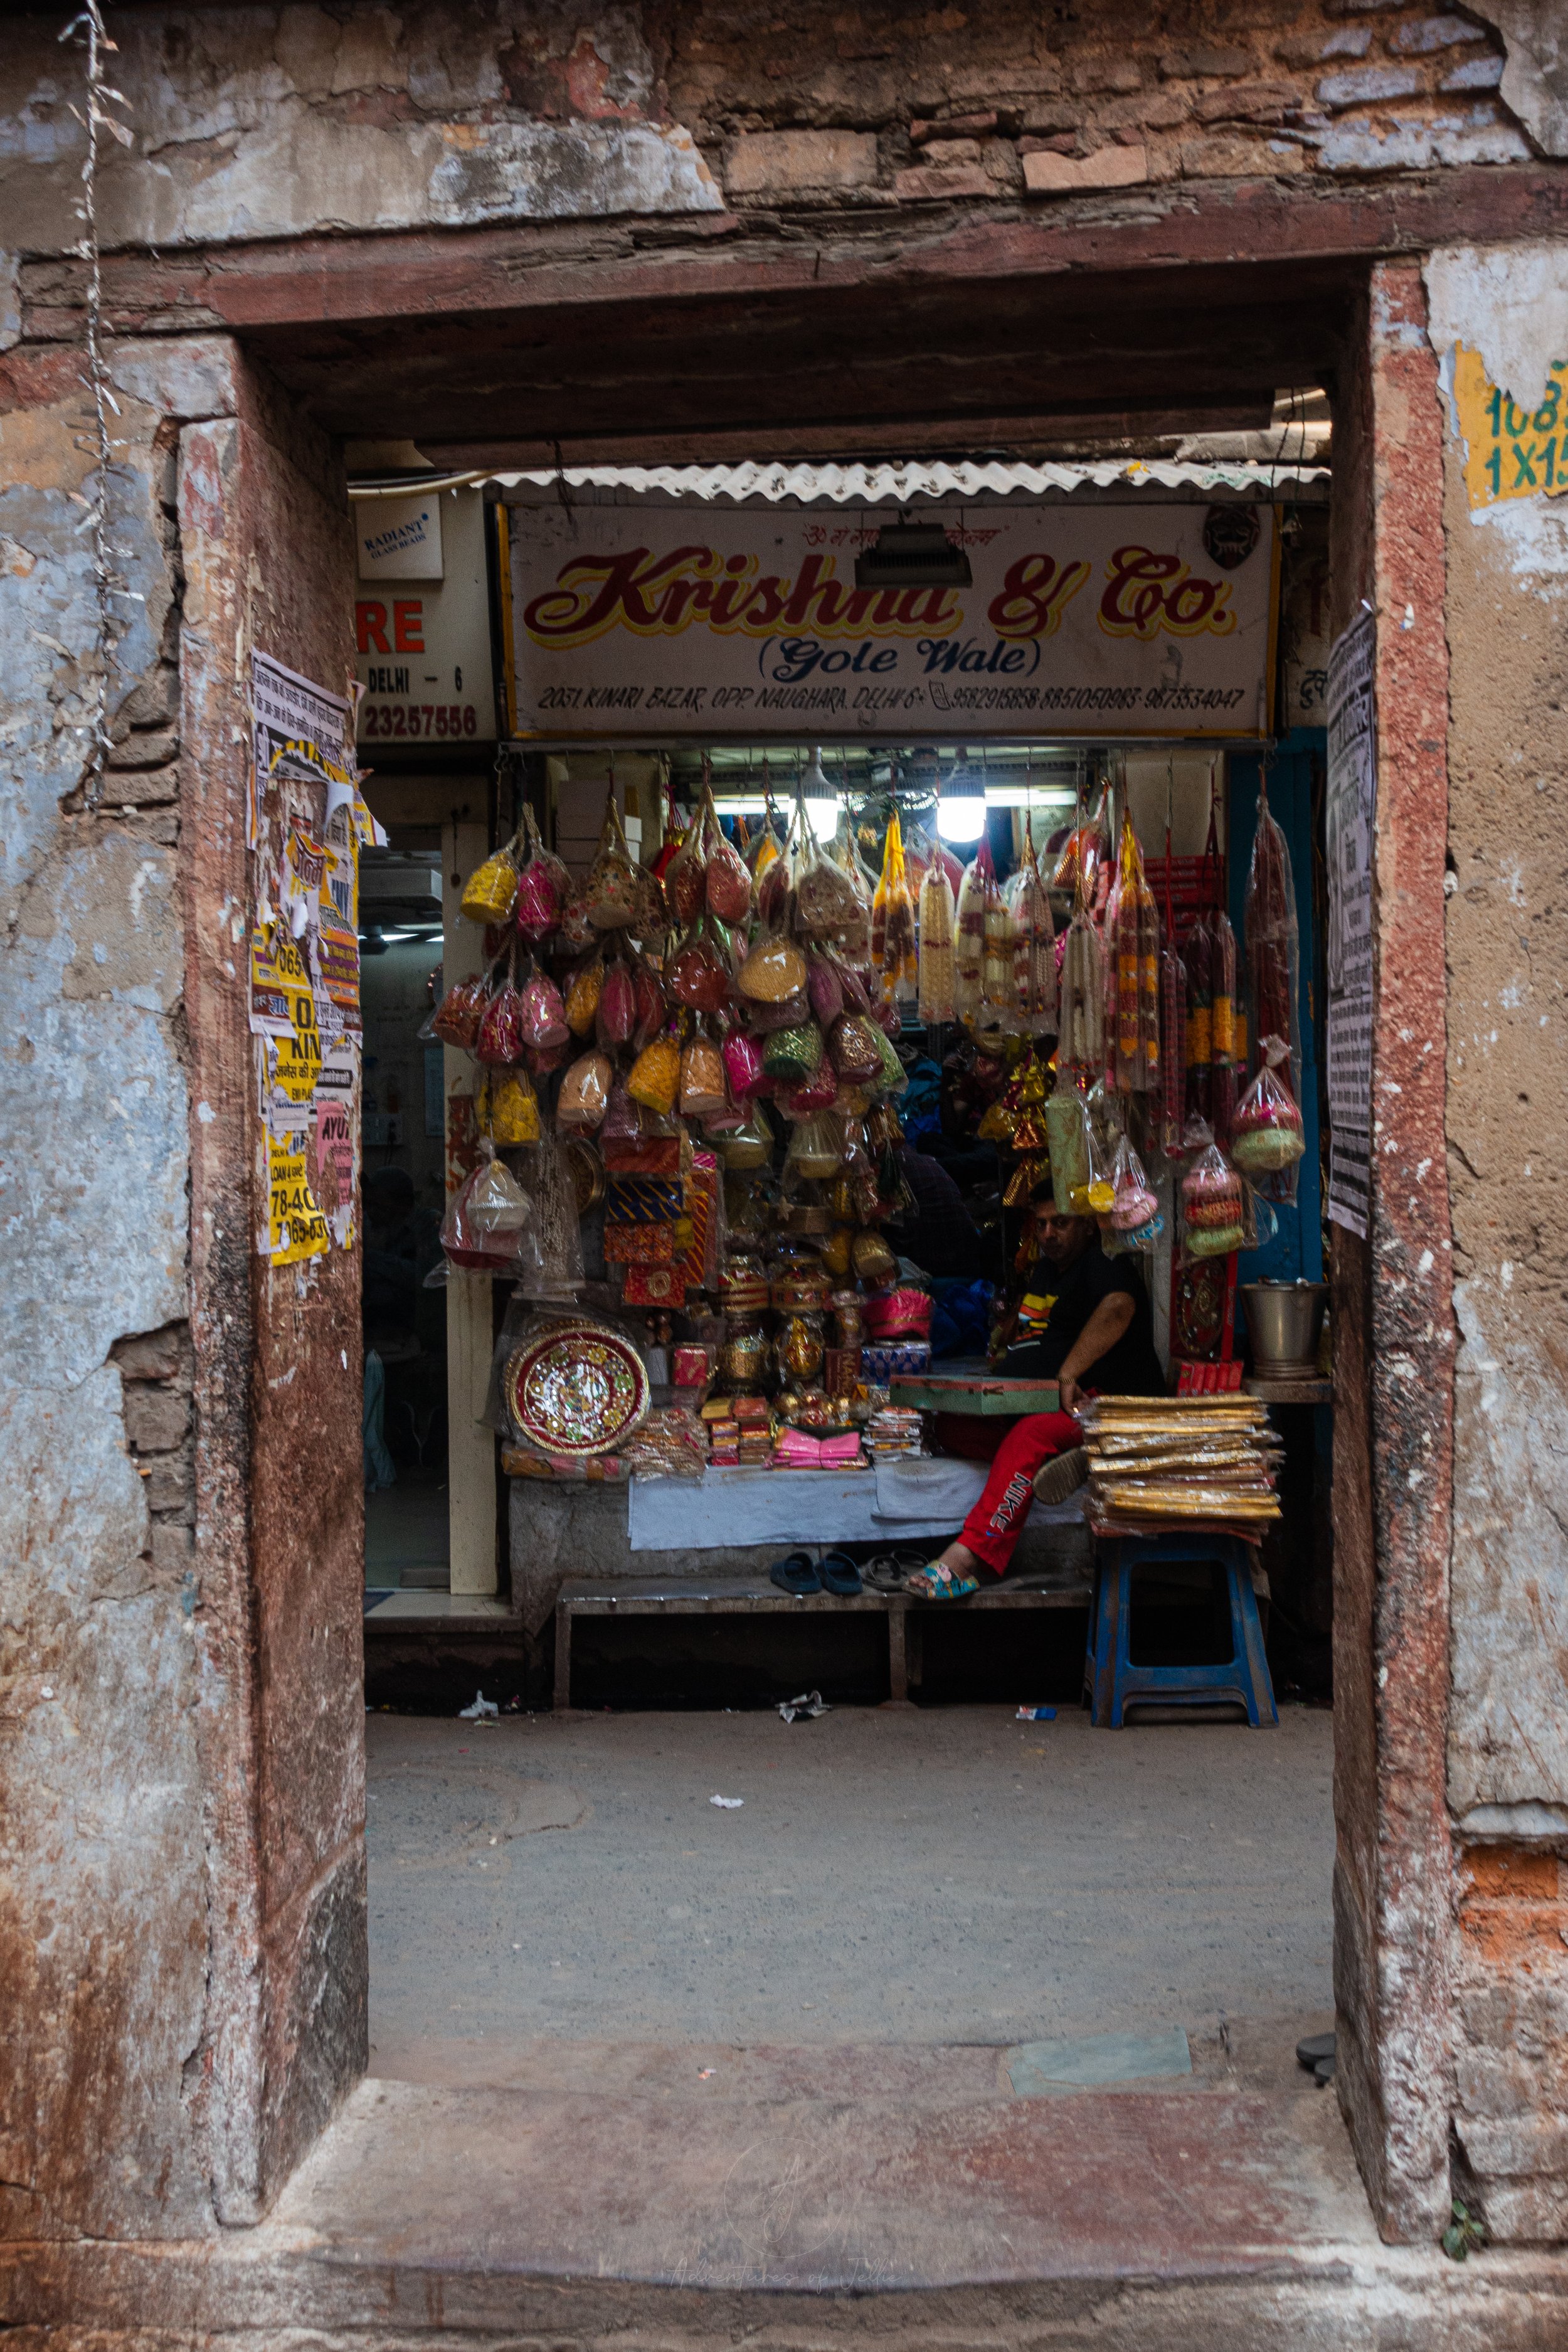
354, 489, 496, 746
1325, 609, 1377, 1239
505, 499, 1278, 740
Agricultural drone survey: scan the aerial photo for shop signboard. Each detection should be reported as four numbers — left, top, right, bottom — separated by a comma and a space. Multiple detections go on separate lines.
354, 488, 496, 746
1325, 609, 1377, 1239
505, 499, 1278, 740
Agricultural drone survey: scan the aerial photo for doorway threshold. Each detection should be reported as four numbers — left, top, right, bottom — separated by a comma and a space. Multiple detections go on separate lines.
364, 1589, 514, 1622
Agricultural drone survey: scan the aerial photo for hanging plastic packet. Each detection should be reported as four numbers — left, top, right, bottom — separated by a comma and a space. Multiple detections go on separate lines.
953, 847, 987, 1026
702, 791, 753, 928
980, 849, 1015, 1024
1006, 833, 1057, 1037
1158, 941, 1188, 1157
1046, 1067, 1091, 1216
440, 1151, 534, 1273
1229, 1034, 1306, 1198
1244, 780, 1299, 1099
797, 822, 870, 958
517, 965, 569, 1051
1061, 907, 1106, 1073
477, 970, 527, 1064
1180, 1125, 1246, 1258
679, 1027, 729, 1120
627, 1032, 681, 1116
1106, 814, 1161, 1092
917, 861, 956, 1026
668, 924, 733, 1014
521, 1138, 587, 1301
1103, 1135, 1163, 1254
631, 958, 667, 1049
872, 808, 918, 1002
739, 928, 808, 1006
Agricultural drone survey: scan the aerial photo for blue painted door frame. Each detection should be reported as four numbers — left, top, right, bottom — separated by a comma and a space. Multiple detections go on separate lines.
1227, 728, 1325, 1287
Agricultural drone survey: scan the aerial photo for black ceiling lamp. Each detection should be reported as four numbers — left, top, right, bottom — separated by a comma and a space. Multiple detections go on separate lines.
854, 514, 972, 590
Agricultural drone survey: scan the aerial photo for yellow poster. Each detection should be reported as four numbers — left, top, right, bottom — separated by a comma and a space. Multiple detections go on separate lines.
267, 1131, 329, 1263
1452, 344, 1568, 509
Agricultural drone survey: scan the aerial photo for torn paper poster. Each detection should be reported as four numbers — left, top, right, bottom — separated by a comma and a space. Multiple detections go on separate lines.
250, 649, 352, 849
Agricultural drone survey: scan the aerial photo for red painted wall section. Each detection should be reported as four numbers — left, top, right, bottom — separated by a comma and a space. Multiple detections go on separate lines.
1330, 262, 1457, 2245
179, 351, 365, 2223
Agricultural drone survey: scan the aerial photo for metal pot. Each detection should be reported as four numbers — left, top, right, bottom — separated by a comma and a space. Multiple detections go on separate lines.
1241, 1279, 1328, 1374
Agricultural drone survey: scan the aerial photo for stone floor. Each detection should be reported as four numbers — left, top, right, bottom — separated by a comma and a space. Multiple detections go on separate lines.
366, 1700, 1335, 2071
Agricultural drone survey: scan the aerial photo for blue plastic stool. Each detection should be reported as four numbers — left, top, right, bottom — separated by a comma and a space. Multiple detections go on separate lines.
1085, 1532, 1278, 1727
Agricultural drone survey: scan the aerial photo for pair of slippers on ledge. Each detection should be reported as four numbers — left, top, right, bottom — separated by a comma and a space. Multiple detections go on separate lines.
769, 1550, 862, 1596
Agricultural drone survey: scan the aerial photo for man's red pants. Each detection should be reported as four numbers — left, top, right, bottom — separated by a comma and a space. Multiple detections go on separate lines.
935, 1409, 1083, 1576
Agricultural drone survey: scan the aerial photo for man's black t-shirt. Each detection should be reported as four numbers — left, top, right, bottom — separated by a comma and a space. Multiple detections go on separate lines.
1002, 1236, 1164, 1395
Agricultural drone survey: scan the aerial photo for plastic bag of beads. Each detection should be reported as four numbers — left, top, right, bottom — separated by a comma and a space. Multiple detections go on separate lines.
585, 795, 640, 930
917, 862, 956, 1026
721, 1027, 765, 1100
869, 1020, 908, 1095
1105, 1135, 1162, 1249
630, 959, 666, 1049
1181, 1129, 1246, 1258
558, 1049, 613, 1131
702, 794, 753, 927
518, 968, 569, 1051
627, 1033, 681, 1116
668, 930, 733, 1014
484, 1066, 541, 1147
558, 888, 596, 953
774, 1066, 840, 1118
680, 1029, 729, 1120
460, 842, 519, 927
796, 833, 871, 960
431, 975, 488, 1050
872, 810, 918, 1001
747, 988, 812, 1035
513, 831, 561, 945
564, 953, 603, 1039
477, 979, 527, 1064
807, 954, 845, 1029
596, 957, 638, 1051
1229, 1035, 1305, 1192
719, 1103, 773, 1170
738, 930, 807, 1005
664, 818, 707, 928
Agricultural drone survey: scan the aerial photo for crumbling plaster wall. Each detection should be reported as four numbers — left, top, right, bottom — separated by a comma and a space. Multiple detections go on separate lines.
1426, 240, 1568, 2240
0, 336, 213, 2238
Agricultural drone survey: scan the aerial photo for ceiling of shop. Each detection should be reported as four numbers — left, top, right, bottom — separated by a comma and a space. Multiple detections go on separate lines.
252, 252, 1353, 465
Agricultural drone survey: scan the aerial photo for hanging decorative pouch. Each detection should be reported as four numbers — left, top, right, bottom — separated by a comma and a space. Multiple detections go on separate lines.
585, 793, 640, 930
869, 1022, 908, 1094
1181, 1125, 1246, 1258
461, 839, 519, 927
631, 957, 667, 1048
827, 1012, 882, 1083
746, 988, 812, 1036
786, 1111, 845, 1181
664, 807, 707, 928
764, 1021, 824, 1086
807, 954, 845, 1029
774, 1066, 839, 1118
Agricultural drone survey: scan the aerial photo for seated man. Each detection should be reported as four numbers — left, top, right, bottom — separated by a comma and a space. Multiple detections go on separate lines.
909, 1187, 1165, 1597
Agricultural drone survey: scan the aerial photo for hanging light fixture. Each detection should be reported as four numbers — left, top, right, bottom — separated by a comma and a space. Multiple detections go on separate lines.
936, 746, 987, 844
801, 745, 839, 840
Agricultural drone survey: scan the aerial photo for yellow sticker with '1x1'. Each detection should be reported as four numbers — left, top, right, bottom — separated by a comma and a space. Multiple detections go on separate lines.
1452, 345, 1568, 509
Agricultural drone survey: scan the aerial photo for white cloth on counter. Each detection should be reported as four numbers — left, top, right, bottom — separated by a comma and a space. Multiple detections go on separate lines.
625, 1458, 1086, 1553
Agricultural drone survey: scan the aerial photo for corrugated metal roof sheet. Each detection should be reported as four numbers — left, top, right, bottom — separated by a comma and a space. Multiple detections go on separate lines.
489, 457, 1328, 504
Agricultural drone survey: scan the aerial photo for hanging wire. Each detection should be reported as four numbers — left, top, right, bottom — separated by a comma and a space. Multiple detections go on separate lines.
60, 1, 133, 811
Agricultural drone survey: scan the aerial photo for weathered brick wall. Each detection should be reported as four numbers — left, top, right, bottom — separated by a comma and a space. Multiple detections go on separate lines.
671, 1, 1528, 206
1453, 1845, 1568, 2238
